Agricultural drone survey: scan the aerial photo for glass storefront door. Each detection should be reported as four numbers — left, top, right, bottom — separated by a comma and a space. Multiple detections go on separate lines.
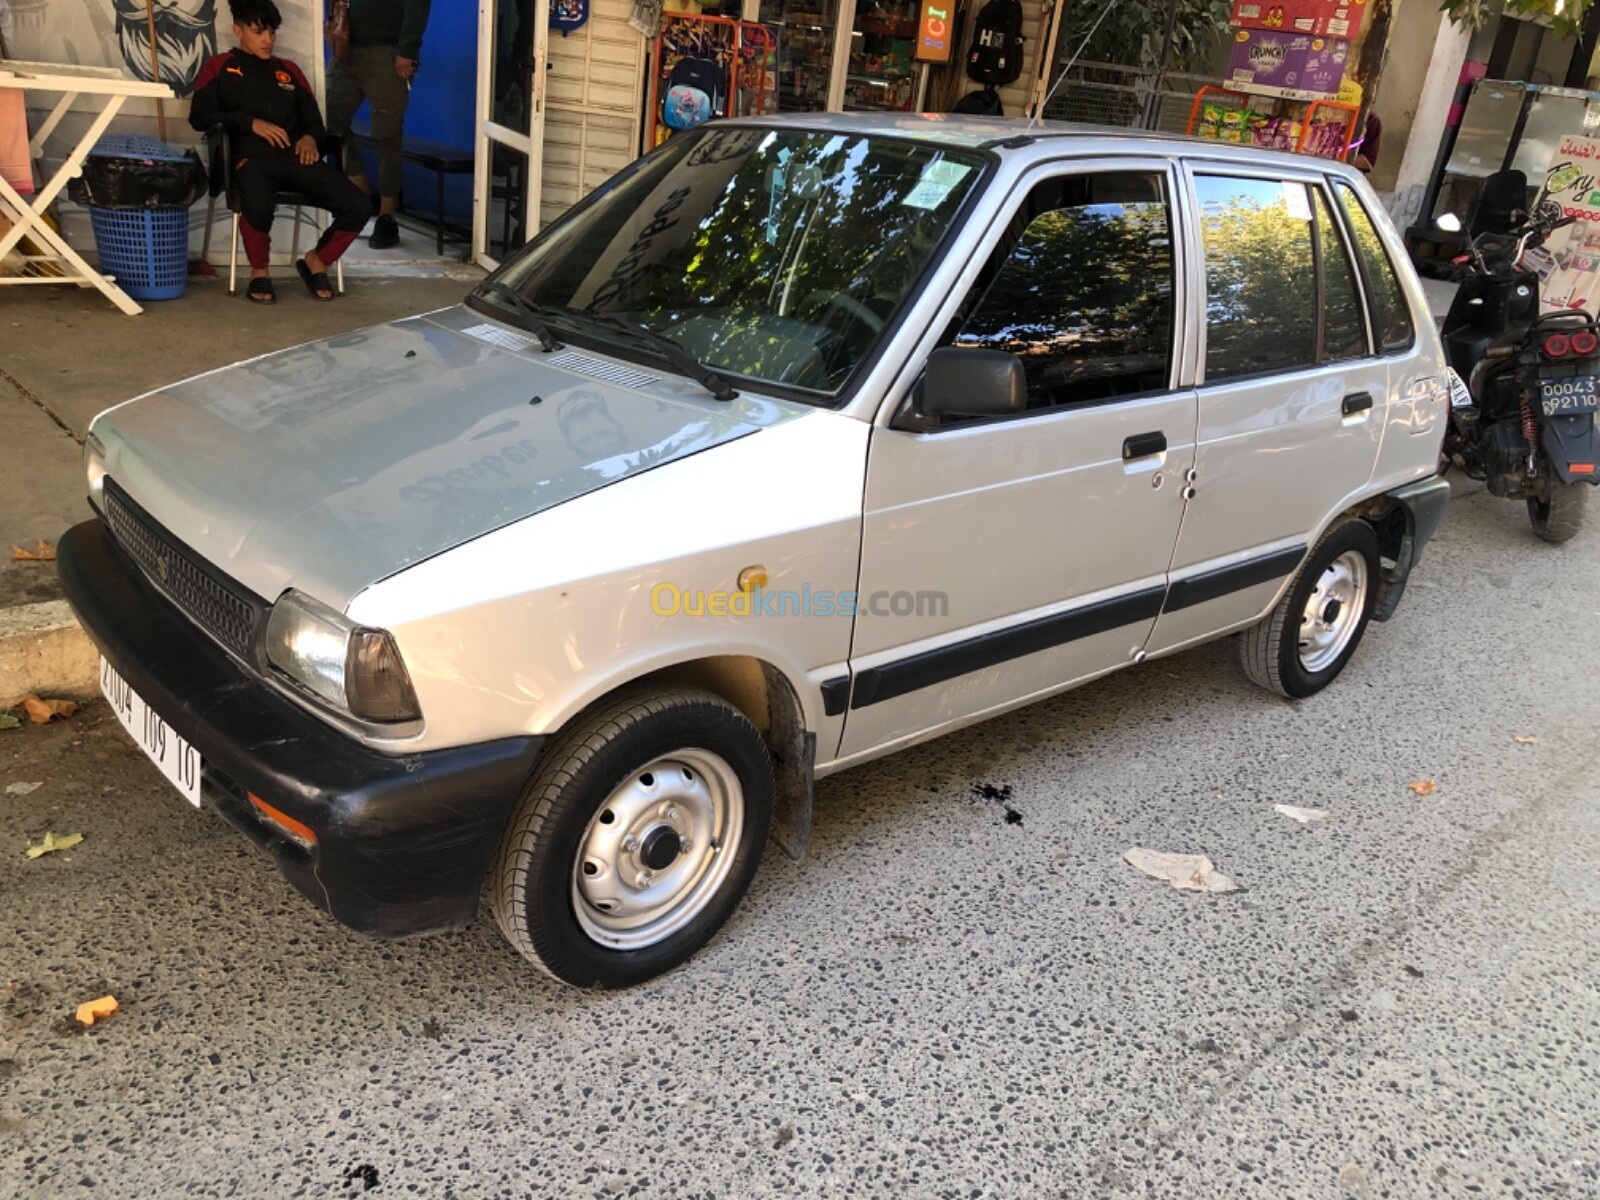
758, 0, 928, 116
759, 0, 844, 112
844, 0, 923, 113
474, 0, 549, 267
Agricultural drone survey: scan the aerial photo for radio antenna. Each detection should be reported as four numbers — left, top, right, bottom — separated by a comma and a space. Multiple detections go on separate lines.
1028, 0, 1116, 132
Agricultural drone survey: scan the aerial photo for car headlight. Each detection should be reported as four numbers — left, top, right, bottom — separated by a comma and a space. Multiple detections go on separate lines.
85, 433, 106, 509
264, 590, 421, 723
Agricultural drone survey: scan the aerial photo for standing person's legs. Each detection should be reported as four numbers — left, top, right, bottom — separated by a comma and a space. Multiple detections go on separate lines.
356, 43, 411, 248
233, 153, 289, 301
286, 161, 373, 299
324, 55, 371, 206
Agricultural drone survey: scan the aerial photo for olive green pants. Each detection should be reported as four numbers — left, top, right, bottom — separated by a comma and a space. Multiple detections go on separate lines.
326, 44, 410, 199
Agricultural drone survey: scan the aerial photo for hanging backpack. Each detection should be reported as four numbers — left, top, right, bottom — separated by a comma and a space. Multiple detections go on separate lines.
551, 0, 590, 36
953, 87, 1004, 117
966, 0, 1025, 88
663, 57, 724, 131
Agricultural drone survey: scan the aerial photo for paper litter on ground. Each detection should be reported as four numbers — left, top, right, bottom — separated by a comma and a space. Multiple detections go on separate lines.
1122, 847, 1242, 893
1274, 804, 1329, 823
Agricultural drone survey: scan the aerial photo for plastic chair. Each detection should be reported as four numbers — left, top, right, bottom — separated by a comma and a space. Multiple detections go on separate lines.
199, 125, 347, 295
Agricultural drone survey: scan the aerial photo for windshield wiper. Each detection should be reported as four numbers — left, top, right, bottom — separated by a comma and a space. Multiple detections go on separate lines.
473, 282, 563, 353
563, 309, 739, 402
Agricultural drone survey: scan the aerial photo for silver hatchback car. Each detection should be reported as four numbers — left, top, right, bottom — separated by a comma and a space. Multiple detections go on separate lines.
60, 115, 1450, 987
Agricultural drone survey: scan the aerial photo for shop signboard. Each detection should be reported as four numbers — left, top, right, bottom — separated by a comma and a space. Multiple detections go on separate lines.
1534, 135, 1600, 315
915, 0, 957, 63
1228, 0, 1366, 39
1225, 29, 1351, 101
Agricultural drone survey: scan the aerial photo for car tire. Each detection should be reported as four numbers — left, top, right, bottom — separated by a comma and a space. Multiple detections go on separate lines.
1527, 481, 1587, 544
489, 685, 773, 989
1238, 517, 1381, 699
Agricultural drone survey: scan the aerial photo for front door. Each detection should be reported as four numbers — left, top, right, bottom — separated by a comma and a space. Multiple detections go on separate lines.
1146, 170, 1389, 656
839, 166, 1197, 762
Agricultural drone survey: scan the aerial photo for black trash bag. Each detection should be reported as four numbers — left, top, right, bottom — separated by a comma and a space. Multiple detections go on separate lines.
68, 149, 208, 209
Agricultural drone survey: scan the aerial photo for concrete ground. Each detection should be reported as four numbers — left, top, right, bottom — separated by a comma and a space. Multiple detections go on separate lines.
0, 268, 481, 609
2, 477, 1598, 1199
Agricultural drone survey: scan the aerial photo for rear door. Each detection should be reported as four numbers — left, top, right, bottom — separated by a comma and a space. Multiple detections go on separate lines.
1145, 168, 1388, 656
1332, 181, 1443, 485
839, 163, 1197, 761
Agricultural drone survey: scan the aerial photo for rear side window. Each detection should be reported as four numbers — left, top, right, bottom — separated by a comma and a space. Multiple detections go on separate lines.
953, 171, 1175, 410
1316, 188, 1369, 362
1195, 176, 1317, 382
1336, 183, 1415, 354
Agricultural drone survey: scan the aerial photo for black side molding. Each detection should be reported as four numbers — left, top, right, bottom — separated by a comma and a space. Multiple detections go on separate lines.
820, 676, 850, 717
852, 585, 1166, 709
1163, 545, 1307, 614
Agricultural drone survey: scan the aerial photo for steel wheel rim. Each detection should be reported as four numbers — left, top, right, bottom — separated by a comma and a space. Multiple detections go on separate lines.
571, 749, 743, 950
1298, 550, 1367, 674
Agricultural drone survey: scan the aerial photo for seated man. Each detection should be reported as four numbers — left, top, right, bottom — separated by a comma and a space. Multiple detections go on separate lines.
189, 0, 370, 302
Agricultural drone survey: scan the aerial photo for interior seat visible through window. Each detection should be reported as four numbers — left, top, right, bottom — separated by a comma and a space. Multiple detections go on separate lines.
950, 171, 1176, 413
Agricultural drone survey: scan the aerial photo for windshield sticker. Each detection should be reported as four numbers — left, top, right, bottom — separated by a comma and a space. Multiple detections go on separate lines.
903, 159, 973, 210
1282, 181, 1312, 221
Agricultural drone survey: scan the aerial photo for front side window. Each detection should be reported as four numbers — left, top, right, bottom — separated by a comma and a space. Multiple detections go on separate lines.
953, 171, 1176, 410
1196, 175, 1317, 383
1336, 182, 1416, 354
495, 127, 985, 397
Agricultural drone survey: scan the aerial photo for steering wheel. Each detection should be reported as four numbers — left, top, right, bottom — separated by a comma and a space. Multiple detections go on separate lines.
801, 290, 886, 336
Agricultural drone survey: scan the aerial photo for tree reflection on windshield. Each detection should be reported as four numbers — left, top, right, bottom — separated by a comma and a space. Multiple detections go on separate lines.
499, 127, 984, 396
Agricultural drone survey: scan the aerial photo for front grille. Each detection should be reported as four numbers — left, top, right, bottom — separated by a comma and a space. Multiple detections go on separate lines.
102, 478, 264, 660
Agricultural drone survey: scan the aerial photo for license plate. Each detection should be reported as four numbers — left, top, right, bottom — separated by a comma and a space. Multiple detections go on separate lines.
1539, 376, 1600, 416
100, 657, 202, 807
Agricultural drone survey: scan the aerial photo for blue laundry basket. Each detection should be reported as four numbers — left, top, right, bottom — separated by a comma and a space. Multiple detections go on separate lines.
84, 135, 195, 302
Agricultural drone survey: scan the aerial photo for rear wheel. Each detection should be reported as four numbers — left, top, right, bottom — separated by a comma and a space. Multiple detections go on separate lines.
1239, 517, 1381, 699
489, 686, 773, 989
1527, 481, 1587, 544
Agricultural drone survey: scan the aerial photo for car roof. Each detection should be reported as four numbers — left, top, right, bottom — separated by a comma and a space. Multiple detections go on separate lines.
720, 112, 1365, 180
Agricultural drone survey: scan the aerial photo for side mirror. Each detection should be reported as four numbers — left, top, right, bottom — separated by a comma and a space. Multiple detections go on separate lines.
919, 347, 1027, 420
1435, 213, 1463, 234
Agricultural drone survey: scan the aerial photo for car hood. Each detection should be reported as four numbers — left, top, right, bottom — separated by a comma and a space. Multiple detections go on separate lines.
94, 305, 803, 609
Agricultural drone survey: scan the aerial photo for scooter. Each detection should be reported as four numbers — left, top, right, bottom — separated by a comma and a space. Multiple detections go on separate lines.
1438, 192, 1600, 543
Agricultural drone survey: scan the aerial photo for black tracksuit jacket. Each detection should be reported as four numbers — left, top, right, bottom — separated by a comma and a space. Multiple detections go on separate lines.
189, 48, 326, 156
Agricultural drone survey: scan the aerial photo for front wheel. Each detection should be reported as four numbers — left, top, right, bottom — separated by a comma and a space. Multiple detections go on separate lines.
1239, 517, 1381, 699
489, 686, 774, 989
1527, 481, 1588, 544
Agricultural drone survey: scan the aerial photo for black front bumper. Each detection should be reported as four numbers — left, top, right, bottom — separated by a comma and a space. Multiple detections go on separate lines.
57, 518, 543, 937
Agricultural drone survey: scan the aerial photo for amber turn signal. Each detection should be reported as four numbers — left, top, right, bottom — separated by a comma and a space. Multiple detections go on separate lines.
248, 793, 317, 850
737, 566, 769, 592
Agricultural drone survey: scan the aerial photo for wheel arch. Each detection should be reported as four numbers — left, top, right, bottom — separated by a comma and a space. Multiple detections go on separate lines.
550, 654, 817, 861
1334, 474, 1451, 621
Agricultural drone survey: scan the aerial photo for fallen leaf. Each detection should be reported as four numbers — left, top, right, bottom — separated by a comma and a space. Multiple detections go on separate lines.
1513, 735, 1537, 745
74, 995, 117, 1027
1407, 779, 1437, 796
1123, 847, 1242, 893
4, 782, 43, 796
0, 714, 19, 731
20, 695, 77, 724
1275, 804, 1329, 824
24, 831, 83, 859
10, 540, 56, 562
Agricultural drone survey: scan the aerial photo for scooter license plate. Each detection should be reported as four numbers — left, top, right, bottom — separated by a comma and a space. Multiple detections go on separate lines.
1539, 377, 1600, 416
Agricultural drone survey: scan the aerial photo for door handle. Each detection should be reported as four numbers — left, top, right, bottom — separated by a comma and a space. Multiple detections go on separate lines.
1342, 392, 1375, 416
1123, 431, 1167, 460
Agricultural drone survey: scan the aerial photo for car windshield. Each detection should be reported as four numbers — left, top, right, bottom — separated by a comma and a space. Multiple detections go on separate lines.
491, 126, 986, 398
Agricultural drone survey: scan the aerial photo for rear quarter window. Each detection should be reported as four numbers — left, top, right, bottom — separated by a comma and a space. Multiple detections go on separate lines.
1335, 183, 1415, 354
